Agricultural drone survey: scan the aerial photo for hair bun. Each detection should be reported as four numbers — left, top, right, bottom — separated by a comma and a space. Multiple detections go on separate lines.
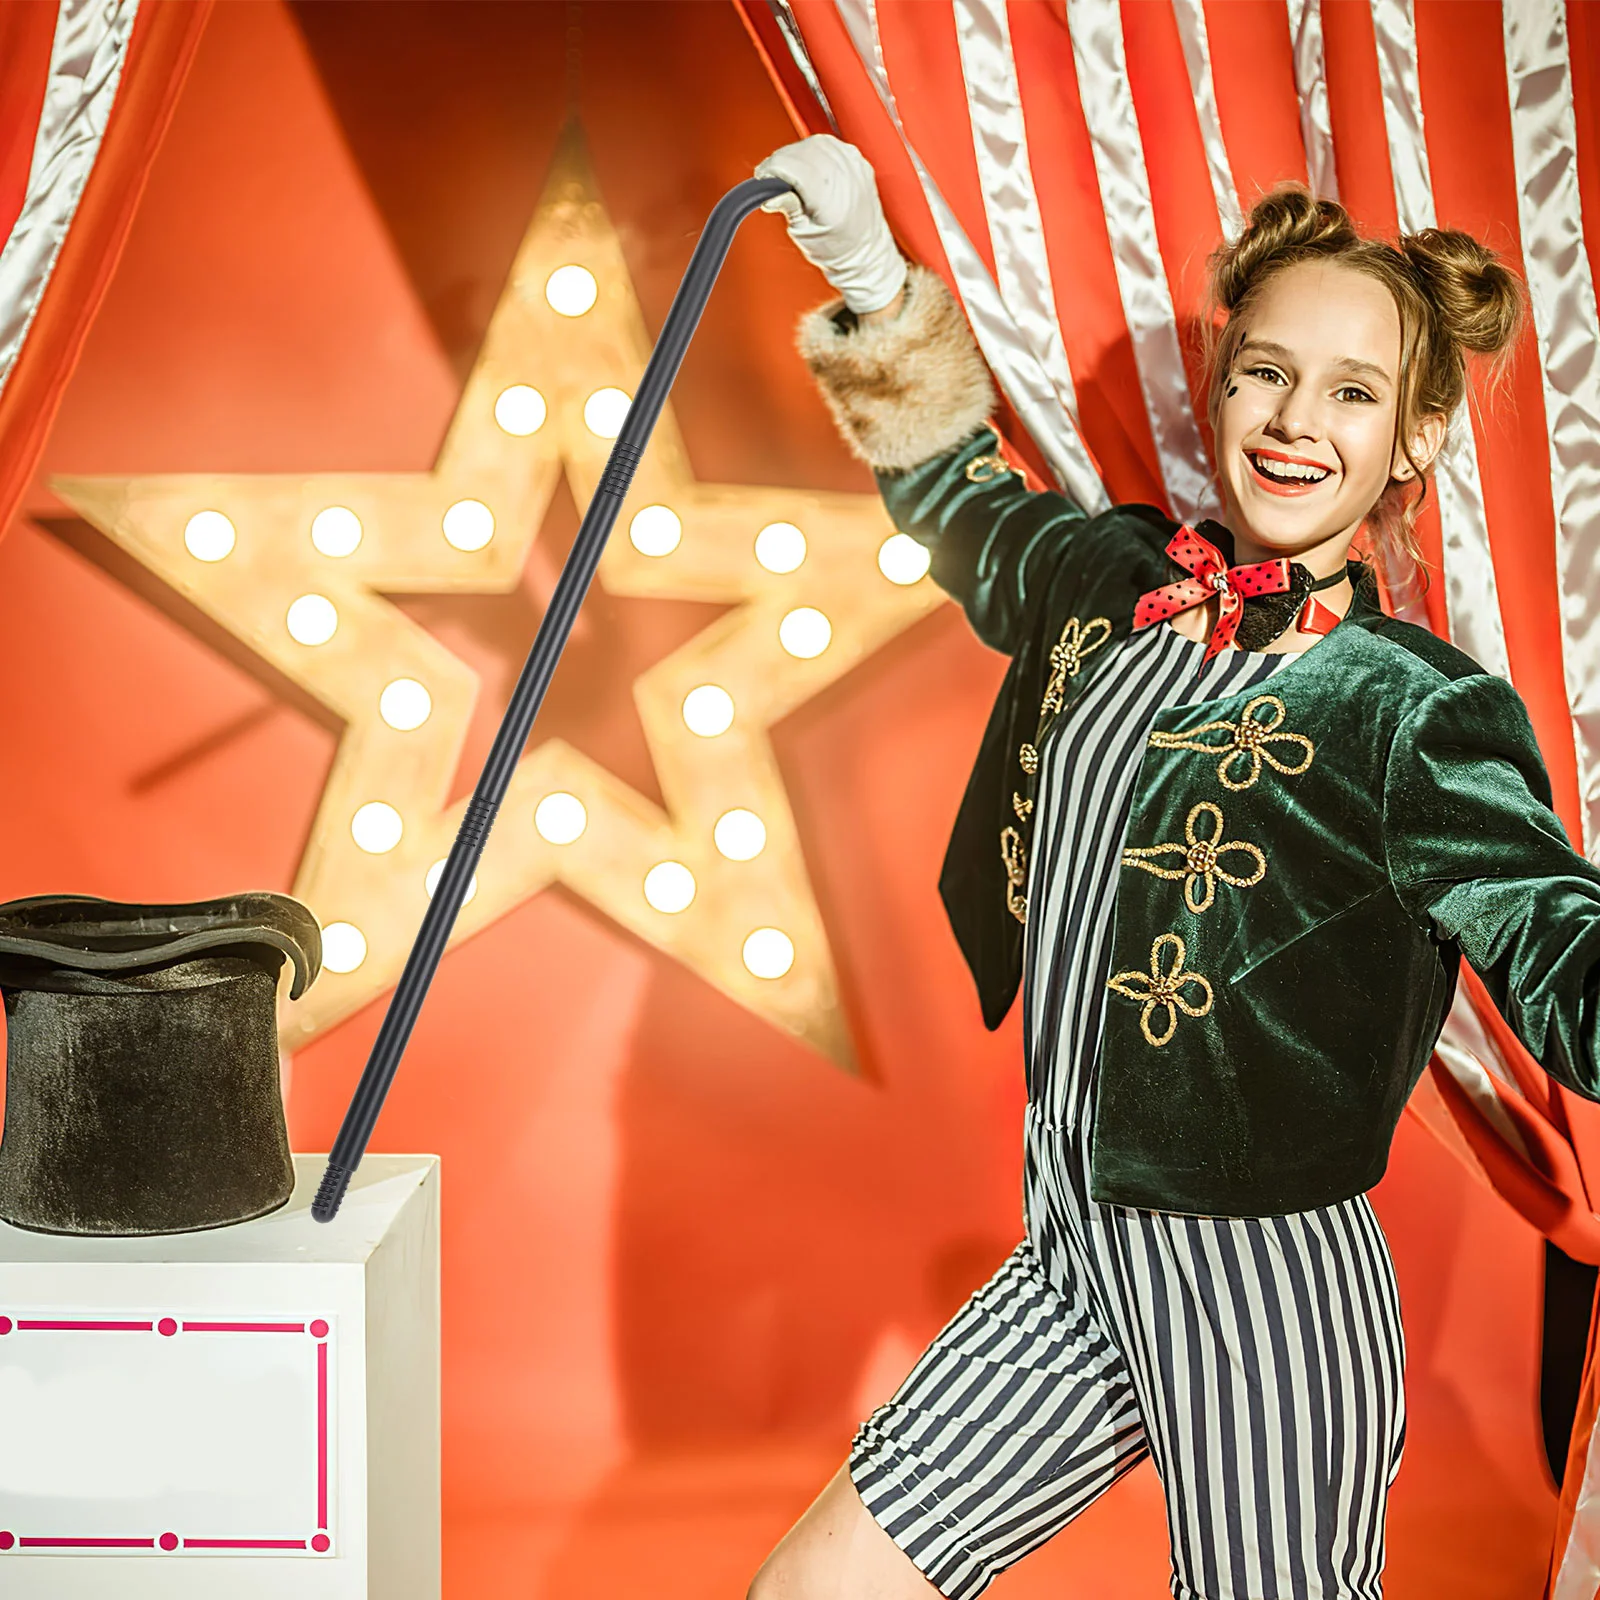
1210, 184, 1357, 312
1400, 228, 1525, 357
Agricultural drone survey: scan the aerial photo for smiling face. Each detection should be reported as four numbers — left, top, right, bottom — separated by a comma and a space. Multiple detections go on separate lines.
1212, 259, 1434, 572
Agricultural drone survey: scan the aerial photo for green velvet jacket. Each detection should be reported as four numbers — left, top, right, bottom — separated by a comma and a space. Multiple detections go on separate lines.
886, 427, 1600, 1217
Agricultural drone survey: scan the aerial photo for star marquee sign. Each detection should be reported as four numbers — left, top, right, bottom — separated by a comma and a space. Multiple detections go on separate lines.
52, 141, 944, 1072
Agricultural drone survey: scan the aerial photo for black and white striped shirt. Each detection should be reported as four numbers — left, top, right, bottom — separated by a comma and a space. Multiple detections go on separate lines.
1022, 619, 1293, 1169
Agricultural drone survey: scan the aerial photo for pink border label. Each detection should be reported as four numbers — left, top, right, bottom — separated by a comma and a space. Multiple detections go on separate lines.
0, 1312, 333, 1556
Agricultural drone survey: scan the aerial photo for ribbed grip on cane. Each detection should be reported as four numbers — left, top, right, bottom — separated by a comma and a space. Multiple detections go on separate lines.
597, 442, 643, 500
458, 794, 495, 853
312, 1161, 352, 1223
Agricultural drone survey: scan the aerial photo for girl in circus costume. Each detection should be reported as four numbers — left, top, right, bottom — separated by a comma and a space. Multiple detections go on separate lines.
743, 135, 1599, 1600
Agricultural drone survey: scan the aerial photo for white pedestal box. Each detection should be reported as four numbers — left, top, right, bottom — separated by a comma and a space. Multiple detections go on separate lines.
0, 1153, 439, 1599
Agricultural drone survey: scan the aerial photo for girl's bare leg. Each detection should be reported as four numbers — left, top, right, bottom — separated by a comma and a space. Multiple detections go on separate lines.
747, 1462, 944, 1600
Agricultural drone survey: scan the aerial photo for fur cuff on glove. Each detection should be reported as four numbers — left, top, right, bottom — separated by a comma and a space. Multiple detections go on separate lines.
797, 265, 995, 473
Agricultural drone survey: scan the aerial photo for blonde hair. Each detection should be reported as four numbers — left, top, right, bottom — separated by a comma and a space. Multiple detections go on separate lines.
1202, 184, 1525, 585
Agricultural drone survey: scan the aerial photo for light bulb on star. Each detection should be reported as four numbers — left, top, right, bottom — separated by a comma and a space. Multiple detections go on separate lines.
311, 506, 362, 558
442, 499, 494, 551
545, 264, 598, 317
287, 594, 338, 646
425, 859, 478, 904
494, 386, 546, 437
351, 802, 403, 854
682, 684, 734, 737
379, 678, 432, 731
584, 387, 630, 439
320, 922, 368, 974
755, 521, 806, 573
644, 861, 696, 913
534, 792, 586, 845
629, 504, 681, 557
714, 809, 766, 861
743, 928, 795, 980
878, 532, 931, 585
184, 510, 235, 562
778, 607, 831, 659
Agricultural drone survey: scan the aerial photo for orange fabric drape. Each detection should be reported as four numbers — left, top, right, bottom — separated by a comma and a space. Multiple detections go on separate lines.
0, 0, 212, 543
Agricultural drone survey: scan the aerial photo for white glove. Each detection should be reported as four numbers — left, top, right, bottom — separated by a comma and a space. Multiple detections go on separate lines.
755, 135, 907, 315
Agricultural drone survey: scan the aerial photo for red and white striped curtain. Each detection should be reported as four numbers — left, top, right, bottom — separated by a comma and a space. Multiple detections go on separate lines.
0, 0, 210, 544
736, 2, 1600, 1591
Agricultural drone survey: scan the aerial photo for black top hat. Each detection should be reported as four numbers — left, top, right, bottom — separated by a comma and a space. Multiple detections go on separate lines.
0, 893, 321, 1236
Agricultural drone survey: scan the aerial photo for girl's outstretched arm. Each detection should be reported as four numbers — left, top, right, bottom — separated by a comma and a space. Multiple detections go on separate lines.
1384, 670, 1600, 1100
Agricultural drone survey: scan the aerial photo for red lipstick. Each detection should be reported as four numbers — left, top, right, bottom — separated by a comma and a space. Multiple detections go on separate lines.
1246, 448, 1334, 496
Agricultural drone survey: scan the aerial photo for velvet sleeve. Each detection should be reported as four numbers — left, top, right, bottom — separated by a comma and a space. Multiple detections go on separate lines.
873, 428, 1090, 655
1383, 670, 1600, 1101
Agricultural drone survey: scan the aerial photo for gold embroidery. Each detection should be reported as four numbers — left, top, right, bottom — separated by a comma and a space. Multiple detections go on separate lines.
1019, 742, 1039, 775
965, 453, 1016, 484
1106, 932, 1214, 1047
1000, 826, 1028, 923
1012, 791, 1033, 821
1121, 801, 1266, 914
1041, 616, 1112, 717
1146, 693, 1315, 791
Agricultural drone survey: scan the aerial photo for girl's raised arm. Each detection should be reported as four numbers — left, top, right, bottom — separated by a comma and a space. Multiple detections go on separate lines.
760, 136, 1095, 658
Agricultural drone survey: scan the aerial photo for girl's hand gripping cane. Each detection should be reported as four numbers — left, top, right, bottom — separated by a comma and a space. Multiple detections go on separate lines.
755, 135, 906, 314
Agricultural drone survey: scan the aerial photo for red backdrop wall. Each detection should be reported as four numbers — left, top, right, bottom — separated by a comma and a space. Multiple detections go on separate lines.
0, 4, 1564, 1595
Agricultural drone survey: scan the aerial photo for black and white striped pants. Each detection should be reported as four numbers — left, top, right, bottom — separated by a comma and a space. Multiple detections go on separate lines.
848, 1103, 1407, 1600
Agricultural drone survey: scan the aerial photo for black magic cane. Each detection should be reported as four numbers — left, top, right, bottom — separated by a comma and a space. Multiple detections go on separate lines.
312, 176, 794, 1223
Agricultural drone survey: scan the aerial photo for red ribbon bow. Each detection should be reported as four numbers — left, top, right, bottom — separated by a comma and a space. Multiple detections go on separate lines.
1133, 525, 1293, 663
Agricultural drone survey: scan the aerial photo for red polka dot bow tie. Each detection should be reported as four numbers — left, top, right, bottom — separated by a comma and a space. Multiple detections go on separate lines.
1132, 524, 1341, 662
